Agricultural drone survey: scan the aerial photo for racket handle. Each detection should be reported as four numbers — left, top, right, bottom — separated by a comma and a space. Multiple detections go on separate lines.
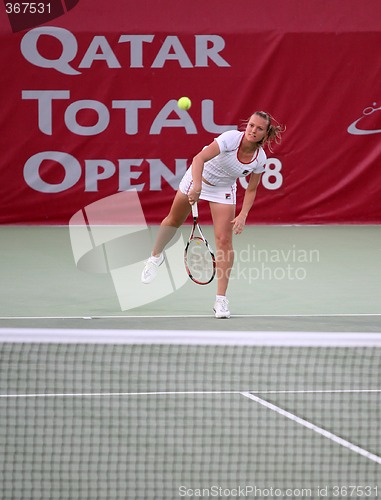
191, 202, 198, 218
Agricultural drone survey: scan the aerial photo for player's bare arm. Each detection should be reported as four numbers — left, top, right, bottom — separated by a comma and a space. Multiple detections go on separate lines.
232, 173, 262, 235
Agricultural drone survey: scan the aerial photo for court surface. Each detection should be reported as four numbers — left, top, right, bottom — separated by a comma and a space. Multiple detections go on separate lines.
0, 224, 380, 330
0, 225, 380, 499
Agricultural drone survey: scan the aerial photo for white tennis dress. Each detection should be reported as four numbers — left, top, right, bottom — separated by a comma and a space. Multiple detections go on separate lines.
179, 130, 267, 204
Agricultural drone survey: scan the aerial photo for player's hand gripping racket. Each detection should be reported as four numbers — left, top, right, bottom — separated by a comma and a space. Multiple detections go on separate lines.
184, 203, 216, 285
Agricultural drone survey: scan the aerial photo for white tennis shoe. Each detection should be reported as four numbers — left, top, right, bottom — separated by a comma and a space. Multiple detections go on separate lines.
141, 253, 165, 284
213, 296, 231, 319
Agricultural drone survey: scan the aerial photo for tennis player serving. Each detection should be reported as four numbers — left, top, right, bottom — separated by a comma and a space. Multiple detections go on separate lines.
141, 111, 285, 318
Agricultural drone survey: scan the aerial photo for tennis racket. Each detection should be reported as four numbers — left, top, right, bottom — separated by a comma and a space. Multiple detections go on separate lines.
184, 202, 216, 285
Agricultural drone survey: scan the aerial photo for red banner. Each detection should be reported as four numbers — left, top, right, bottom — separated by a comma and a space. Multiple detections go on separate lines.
1, 0, 381, 224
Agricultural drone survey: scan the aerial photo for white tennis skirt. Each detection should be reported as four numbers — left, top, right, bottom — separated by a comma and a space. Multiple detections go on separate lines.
179, 167, 236, 205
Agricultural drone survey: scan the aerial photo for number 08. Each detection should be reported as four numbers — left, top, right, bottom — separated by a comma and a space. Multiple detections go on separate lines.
239, 158, 283, 191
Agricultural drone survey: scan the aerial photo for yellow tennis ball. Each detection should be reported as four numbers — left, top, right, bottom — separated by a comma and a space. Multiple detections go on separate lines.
177, 96, 191, 110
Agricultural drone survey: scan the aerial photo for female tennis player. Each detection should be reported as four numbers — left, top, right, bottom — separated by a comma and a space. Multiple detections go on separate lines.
141, 111, 285, 318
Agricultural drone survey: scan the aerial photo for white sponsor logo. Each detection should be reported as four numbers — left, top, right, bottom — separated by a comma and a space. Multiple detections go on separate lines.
21, 27, 231, 75
347, 102, 381, 135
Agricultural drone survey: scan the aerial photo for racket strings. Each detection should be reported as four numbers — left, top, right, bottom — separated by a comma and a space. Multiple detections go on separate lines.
186, 237, 215, 284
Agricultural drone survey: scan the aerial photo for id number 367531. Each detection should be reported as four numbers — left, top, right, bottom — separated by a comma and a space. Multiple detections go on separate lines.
5, 3, 51, 14
332, 485, 378, 497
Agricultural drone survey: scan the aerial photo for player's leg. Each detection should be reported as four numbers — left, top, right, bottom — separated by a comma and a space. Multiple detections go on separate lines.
209, 201, 235, 317
152, 190, 192, 255
141, 190, 191, 284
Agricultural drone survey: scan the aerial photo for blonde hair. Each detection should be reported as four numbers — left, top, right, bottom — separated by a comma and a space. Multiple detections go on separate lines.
242, 111, 285, 152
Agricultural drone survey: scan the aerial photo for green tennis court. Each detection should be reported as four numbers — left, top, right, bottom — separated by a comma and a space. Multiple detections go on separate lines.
0, 225, 380, 499
0, 225, 380, 328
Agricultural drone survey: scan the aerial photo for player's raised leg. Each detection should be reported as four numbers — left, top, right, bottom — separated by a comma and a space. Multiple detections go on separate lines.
141, 190, 192, 284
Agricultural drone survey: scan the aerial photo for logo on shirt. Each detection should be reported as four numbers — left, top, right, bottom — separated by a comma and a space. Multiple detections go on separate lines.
242, 170, 250, 175
225, 193, 231, 199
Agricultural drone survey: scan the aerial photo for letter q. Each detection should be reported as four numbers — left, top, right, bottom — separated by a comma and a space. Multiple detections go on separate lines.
21, 27, 80, 75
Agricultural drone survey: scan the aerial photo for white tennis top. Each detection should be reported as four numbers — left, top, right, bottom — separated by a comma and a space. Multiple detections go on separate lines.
202, 130, 267, 187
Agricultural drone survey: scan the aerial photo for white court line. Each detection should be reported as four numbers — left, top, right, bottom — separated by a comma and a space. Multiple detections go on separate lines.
0, 313, 381, 320
241, 391, 381, 465
249, 389, 381, 394
2, 388, 380, 464
1, 388, 380, 399
0, 390, 238, 399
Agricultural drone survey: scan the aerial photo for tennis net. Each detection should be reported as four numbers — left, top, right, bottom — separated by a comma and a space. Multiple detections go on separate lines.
0, 329, 380, 499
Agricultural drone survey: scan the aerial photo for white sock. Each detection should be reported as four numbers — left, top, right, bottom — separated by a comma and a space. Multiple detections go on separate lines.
216, 295, 226, 300
151, 253, 163, 263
